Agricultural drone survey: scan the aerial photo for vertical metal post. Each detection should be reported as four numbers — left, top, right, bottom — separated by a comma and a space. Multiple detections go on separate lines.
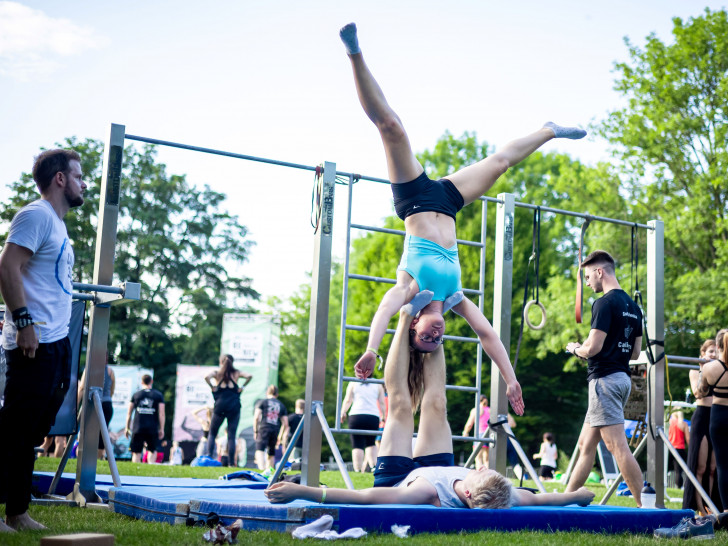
489, 193, 514, 475
72, 123, 125, 504
473, 200, 487, 438
647, 220, 665, 506
301, 162, 336, 486
335, 174, 355, 426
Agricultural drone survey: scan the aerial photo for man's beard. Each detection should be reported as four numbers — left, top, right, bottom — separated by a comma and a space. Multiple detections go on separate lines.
65, 188, 84, 208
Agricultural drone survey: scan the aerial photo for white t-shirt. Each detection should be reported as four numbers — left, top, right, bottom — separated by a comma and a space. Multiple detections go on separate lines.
350, 383, 381, 416
540, 443, 558, 468
399, 466, 469, 508
2, 200, 74, 349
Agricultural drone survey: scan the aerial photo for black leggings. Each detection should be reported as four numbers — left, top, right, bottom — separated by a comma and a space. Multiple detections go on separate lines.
206, 408, 240, 465
709, 404, 728, 508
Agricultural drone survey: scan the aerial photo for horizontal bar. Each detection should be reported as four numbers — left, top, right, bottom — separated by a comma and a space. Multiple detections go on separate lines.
342, 376, 479, 393
346, 274, 482, 296
72, 293, 95, 301
514, 201, 653, 230
344, 325, 481, 344
125, 134, 651, 230
72, 282, 123, 294
126, 134, 320, 173
350, 224, 485, 248
667, 355, 708, 364
667, 363, 699, 370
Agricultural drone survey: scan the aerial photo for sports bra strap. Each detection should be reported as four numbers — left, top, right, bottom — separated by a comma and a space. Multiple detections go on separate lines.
709, 360, 728, 398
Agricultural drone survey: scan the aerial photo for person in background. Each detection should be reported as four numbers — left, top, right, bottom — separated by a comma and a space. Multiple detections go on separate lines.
285, 399, 305, 461
462, 395, 491, 469
668, 411, 689, 489
171, 441, 184, 465
204, 354, 252, 467
684, 338, 722, 514
533, 432, 558, 480
125, 374, 165, 463
697, 329, 728, 516
253, 385, 288, 471
342, 381, 386, 472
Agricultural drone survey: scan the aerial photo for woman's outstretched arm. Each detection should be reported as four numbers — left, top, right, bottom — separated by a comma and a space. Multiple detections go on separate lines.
453, 298, 524, 415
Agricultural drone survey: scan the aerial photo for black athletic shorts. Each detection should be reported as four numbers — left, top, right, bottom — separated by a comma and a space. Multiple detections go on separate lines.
391, 172, 464, 221
349, 414, 380, 450
373, 452, 455, 488
130, 430, 158, 454
256, 427, 279, 455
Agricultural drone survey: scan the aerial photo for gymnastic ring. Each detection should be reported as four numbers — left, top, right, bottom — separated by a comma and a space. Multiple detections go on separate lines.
524, 300, 546, 330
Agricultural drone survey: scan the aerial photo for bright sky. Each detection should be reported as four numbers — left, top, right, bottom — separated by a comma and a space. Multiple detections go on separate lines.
1, 1, 724, 307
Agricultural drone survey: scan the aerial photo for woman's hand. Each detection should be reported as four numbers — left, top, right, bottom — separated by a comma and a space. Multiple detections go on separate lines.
354, 351, 376, 379
506, 380, 525, 416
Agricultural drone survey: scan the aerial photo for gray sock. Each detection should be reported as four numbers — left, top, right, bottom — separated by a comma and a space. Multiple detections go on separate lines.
339, 23, 360, 55
544, 121, 586, 140
442, 291, 464, 314
402, 290, 433, 316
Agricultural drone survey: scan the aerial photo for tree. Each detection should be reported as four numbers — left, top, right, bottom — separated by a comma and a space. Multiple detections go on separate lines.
0, 139, 259, 433
597, 8, 728, 348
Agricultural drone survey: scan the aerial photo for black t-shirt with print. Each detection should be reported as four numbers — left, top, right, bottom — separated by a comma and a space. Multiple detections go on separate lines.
131, 388, 164, 433
587, 289, 643, 381
255, 397, 288, 433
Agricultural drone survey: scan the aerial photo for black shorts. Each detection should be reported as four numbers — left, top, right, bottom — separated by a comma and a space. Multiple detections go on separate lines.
539, 465, 556, 479
256, 427, 279, 455
130, 430, 158, 454
391, 172, 464, 221
349, 414, 380, 450
373, 452, 454, 488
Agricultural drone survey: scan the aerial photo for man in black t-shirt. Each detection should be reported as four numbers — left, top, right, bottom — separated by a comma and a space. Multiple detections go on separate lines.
125, 374, 165, 463
253, 385, 288, 470
565, 250, 645, 507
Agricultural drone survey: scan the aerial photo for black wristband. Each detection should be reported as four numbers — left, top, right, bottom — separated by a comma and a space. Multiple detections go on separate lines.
12, 306, 29, 321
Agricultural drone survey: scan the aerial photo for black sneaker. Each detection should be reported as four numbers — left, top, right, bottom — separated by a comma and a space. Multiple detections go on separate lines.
654, 517, 715, 540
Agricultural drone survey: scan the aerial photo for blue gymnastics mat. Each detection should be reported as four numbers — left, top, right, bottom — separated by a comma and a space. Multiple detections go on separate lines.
104, 484, 694, 535
35, 473, 694, 534
33, 471, 268, 502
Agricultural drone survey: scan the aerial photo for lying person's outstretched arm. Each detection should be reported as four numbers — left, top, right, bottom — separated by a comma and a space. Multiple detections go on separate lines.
265, 479, 437, 506
512, 487, 594, 507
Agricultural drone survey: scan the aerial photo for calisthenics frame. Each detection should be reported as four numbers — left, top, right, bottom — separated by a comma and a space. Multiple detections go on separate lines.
75, 123, 667, 505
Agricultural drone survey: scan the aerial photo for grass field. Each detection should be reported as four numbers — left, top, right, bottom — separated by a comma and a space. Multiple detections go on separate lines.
0, 457, 704, 545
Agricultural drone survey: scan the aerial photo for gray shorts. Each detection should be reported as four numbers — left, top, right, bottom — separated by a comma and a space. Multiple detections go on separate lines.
585, 372, 631, 427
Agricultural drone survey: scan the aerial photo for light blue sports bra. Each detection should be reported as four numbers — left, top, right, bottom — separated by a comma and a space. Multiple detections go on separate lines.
397, 234, 461, 301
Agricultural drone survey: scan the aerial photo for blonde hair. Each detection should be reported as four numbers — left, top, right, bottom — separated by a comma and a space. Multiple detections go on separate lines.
469, 472, 514, 509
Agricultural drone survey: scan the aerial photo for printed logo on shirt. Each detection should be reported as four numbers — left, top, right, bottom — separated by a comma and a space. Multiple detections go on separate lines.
137, 397, 156, 415
624, 324, 633, 339
54, 237, 74, 295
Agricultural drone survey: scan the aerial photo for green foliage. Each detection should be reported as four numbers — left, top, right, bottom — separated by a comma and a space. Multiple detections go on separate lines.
0, 139, 259, 435
597, 7, 728, 347
273, 263, 345, 461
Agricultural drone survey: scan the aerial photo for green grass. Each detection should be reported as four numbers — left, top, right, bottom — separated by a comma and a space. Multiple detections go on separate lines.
0, 458, 701, 545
